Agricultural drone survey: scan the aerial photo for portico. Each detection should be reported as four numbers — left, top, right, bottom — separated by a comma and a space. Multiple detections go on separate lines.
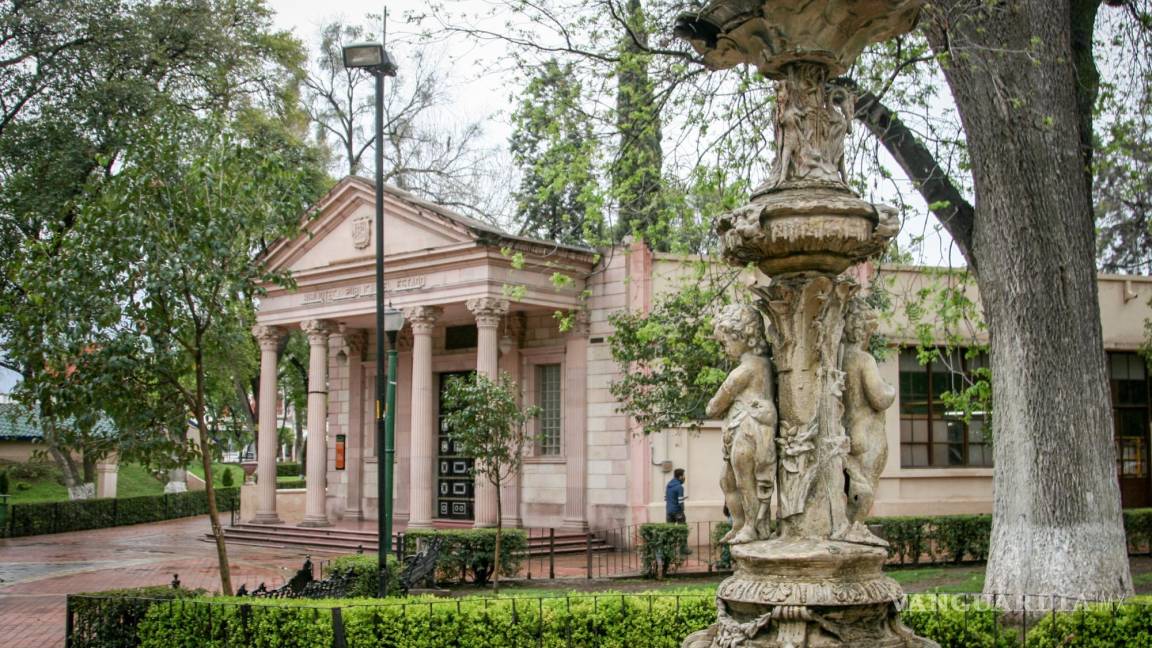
249, 177, 596, 530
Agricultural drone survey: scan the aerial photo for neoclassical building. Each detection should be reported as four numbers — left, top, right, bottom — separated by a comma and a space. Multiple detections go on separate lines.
241, 177, 1152, 532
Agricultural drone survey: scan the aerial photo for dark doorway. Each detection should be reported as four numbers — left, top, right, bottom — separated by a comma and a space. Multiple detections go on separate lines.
437, 371, 475, 520
1111, 353, 1151, 508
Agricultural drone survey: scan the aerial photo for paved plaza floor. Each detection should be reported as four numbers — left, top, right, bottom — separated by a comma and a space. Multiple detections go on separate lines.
0, 517, 309, 648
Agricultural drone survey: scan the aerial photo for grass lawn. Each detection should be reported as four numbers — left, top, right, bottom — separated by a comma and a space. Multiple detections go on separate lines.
6, 462, 167, 504
186, 461, 245, 487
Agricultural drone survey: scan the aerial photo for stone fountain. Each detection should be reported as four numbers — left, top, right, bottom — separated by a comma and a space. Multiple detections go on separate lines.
673, 2, 936, 646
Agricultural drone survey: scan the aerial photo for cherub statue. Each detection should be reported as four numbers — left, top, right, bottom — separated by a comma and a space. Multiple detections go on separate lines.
841, 297, 896, 527
707, 303, 777, 544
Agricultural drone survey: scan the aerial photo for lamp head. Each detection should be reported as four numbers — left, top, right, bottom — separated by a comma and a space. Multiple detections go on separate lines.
342, 42, 398, 76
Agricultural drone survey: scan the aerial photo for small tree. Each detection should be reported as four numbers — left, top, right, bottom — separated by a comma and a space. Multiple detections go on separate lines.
441, 372, 538, 591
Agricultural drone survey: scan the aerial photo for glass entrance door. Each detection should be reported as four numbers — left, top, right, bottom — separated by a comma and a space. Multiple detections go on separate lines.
437, 372, 474, 520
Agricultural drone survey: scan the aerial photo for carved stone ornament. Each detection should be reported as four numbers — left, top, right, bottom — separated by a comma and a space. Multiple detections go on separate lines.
402, 305, 442, 334
673, 2, 932, 646
351, 214, 372, 250
251, 325, 285, 352
466, 297, 510, 328
301, 319, 334, 345
673, 1, 924, 79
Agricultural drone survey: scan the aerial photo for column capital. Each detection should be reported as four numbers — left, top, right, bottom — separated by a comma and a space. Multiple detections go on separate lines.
251, 325, 285, 351
402, 305, 442, 334
301, 319, 335, 344
466, 297, 509, 328
567, 310, 592, 338
338, 326, 368, 358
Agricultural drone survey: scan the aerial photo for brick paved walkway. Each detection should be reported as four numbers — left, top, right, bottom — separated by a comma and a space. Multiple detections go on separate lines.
0, 517, 312, 648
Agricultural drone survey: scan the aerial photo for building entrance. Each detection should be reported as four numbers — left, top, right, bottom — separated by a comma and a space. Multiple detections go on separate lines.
437, 371, 474, 520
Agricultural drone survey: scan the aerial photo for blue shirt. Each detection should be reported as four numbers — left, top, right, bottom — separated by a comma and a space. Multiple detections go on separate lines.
665, 478, 684, 514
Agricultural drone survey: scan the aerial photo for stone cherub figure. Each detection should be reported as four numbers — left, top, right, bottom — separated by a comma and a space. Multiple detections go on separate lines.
841, 296, 897, 528
706, 303, 777, 545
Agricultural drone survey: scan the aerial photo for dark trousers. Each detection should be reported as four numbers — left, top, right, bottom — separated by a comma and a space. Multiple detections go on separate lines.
666, 511, 686, 524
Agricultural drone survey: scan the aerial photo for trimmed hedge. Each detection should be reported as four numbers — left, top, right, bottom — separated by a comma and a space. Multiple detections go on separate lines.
70, 585, 204, 648
639, 523, 690, 578
3, 487, 240, 538
402, 528, 527, 586
867, 510, 1152, 565
137, 592, 716, 648
328, 554, 404, 597
710, 521, 732, 570
277, 478, 307, 489
276, 462, 302, 478
127, 592, 1152, 647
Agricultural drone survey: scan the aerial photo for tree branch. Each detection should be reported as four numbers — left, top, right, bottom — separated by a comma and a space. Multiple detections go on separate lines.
851, 85, 977, 270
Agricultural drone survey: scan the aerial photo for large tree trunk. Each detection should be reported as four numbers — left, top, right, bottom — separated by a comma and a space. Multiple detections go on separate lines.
922, 0, 1130, 604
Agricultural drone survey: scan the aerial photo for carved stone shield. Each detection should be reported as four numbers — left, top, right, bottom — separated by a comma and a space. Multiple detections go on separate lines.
351, 215, 372, 249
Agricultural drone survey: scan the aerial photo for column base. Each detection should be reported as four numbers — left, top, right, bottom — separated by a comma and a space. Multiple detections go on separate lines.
560, 519, 589, 533
344, 508, 363, 521
406, 519, 434, 529
251, 512, 283, 525
298, 516, 332, 528
472, 520, 498, 529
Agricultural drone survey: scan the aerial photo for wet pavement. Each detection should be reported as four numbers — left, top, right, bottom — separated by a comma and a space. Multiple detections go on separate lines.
0, 517, 310, 648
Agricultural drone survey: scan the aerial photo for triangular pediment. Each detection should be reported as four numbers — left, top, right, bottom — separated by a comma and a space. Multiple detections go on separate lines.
264, 177, 484, 274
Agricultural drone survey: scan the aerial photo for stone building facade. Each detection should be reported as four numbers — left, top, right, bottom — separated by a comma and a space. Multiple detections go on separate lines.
245, 177, 1152, 531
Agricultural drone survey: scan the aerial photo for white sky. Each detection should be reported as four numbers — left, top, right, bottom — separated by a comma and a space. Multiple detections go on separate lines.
266, 0, 958, 267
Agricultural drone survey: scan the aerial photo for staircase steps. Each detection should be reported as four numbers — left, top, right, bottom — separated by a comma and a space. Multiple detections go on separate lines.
213, 523, 613, 556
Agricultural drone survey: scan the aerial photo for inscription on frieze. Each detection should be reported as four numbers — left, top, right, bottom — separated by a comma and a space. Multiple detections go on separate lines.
302, 277, 428, 305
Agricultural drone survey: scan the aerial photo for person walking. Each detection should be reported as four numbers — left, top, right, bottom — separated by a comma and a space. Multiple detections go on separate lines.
665, 469, 687, 523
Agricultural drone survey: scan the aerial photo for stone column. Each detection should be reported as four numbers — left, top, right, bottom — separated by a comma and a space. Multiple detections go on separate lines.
343, 328, 367, 520
467, 297, 509, 528
300, 319, 334, 528
498, 314, 525, 528
403, 306, 441, 528
252, 324, 285, 524
562, 312, 590, 530
95, 458, 118, 499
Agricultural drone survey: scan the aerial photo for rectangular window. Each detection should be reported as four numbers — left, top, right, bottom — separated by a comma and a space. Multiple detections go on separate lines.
536, 363, 562, 456
899, 348, 992, 468
1110, 352, 1149, 485
444, 325, 478, 350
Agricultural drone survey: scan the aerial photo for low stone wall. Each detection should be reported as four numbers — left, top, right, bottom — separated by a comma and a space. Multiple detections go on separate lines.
239, 483, 307, 524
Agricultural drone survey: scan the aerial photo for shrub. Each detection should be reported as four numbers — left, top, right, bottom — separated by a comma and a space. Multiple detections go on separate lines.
5, 459, 59, 482
402, 528, 527, 586
1124, 509, 1152, 554
930, 515, 993, 564
69, 585, 204, 648
3, 487, 240, 537
902, 596, 1018, 647
221, 467, 235, 487
1025, 601, 1152, 647
327, 553, 403, 597
276, 462, 302, 477
137, 592, 717, 647
278, 478, 307, 489
639, 523, 690, 578
710, 521, 732, 570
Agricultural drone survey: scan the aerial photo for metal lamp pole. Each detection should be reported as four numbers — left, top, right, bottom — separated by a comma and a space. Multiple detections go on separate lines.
342, 37, 398, 598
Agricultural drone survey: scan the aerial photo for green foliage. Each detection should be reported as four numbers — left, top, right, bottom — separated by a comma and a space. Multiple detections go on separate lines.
871, 514, 989, 565
221, 467, 235, 488
3, 487, 240, 538
70, 586, 205, 648
327, 554, 403, 597
277, 462, 303, 478
136, 592, 717, 647
608, 278, 732, 435
510, 59, 604, 245
277, 478, 306, 489
402, 529, 528, 586
1026, 602, 1152, 647
639, 523, 690, 579
901, 597, 1017, 648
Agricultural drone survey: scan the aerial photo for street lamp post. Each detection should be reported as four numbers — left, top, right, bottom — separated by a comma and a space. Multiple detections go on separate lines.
342, 40, 398, 597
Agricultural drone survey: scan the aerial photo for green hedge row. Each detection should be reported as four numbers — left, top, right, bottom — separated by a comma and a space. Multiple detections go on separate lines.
2, 487, 240, 538
277, 462, 302, 478
328, 554, 404, 597
402, 528, 527, 586
122, 593, 1152, 647
867, 509, 1152, 565
277, 478, 307, 489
